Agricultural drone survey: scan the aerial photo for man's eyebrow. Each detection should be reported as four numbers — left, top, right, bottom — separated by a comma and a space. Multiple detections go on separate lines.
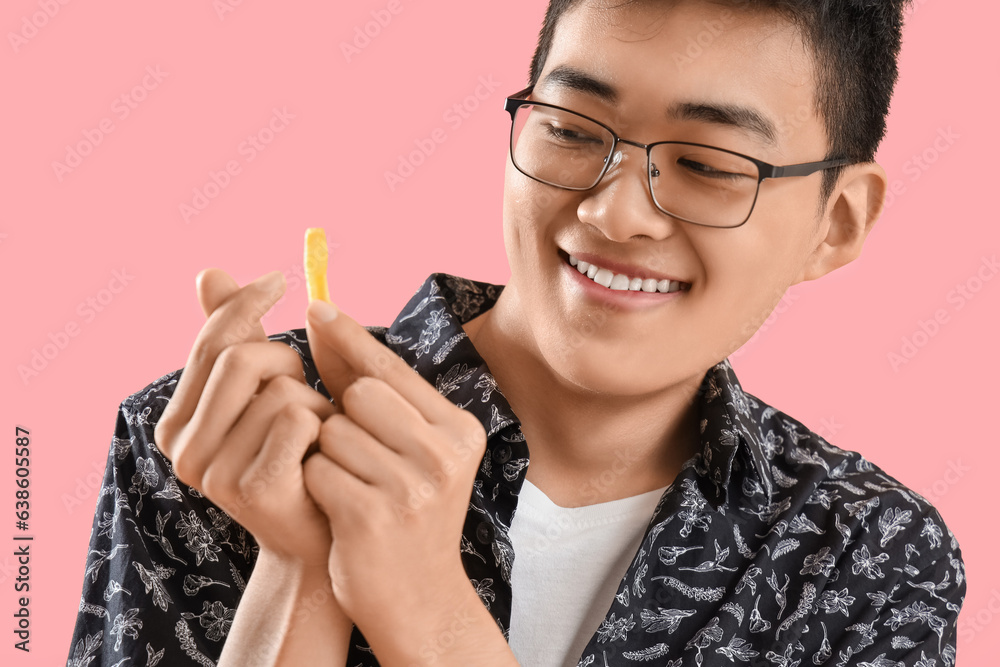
539, 65, 778, 147
539, 65, 619, 104
668, 102, 778, 147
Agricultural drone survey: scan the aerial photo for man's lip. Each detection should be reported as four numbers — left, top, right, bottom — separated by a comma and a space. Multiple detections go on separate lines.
558, 248, 690, 285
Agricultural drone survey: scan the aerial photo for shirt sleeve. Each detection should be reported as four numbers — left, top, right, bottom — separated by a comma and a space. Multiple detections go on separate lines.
66, 370, 260, 667
823, 511, 965, 667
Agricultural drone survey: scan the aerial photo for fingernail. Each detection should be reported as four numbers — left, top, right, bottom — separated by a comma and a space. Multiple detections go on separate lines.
253, 270, 284, 291
309, 298, 339, 323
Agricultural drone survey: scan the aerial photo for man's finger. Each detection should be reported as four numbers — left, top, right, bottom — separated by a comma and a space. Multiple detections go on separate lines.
155, 271, 286, 452
303, 452, 373, 528
305, 299, 455, 425
169, 343, 312, 479
201, 383, 334, 501
196, 268, 242, 318
248, 402, 328, 486
316, 411, 402, 487
211, 372, 337, 476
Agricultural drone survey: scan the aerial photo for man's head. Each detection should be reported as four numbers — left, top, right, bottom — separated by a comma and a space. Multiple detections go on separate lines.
528, 0, 911, 202
495, 0, 898, 402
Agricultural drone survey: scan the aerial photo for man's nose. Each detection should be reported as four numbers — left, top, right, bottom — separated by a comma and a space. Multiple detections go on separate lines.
577, 144, 678, 241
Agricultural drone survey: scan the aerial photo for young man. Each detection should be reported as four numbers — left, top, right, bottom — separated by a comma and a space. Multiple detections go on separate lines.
68, 0, 965, 665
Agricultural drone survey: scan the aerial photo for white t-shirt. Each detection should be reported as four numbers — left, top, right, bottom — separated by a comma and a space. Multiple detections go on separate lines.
507, 478, 668, 667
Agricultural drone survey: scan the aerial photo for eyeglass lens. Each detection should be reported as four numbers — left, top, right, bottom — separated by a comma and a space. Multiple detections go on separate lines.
510, 104, 760, 228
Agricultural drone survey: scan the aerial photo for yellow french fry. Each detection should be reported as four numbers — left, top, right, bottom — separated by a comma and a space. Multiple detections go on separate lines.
304, 228, 330, 303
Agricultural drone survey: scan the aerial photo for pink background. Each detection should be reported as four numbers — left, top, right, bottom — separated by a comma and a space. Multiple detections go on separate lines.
2, 0, 997, 663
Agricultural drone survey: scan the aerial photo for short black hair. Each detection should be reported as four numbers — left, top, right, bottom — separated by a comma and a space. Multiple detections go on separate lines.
527, 0, 912, 201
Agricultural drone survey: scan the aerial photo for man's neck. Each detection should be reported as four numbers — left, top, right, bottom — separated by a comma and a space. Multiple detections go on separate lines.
461, 299, 703, 509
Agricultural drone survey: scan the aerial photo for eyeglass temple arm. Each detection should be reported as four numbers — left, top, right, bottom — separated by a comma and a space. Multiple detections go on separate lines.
503, 86, 535, 116
761, 157, 853, 180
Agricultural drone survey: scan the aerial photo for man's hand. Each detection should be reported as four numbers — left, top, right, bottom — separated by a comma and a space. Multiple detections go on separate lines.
154, 268, 338, 568
301, 298, 489, 649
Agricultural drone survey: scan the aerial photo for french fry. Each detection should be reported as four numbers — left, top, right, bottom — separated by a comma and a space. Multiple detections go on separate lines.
304, 228, 330, 303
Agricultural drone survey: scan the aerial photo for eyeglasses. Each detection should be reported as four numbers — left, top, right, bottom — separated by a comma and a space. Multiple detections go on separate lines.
503, 86, 853, 228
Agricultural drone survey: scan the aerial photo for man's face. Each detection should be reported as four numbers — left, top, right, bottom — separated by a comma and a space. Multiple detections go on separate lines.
500, 0, 834, 398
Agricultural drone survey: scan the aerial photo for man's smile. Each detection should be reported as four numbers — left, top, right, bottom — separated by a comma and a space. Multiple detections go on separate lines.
557, 247, 690, 313
564, 250, 690, 293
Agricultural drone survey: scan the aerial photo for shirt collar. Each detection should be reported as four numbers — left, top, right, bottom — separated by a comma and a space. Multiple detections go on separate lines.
693, 358, 775, 507
354, 272, 775, 507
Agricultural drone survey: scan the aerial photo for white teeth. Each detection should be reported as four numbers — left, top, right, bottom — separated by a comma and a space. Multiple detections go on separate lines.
608, 273, 630, 290
566, 253, 687, 294
594, 268, 615, 288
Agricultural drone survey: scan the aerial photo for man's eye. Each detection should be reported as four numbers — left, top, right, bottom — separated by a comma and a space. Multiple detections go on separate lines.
544, 124, 600, 144
677, 158, 750, 180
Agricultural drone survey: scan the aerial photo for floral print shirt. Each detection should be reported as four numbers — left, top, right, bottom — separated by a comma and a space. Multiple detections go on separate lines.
67, 272, 965, 666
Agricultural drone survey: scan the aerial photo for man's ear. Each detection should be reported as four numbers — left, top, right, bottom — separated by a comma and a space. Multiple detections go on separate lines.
793, 162, 888, 284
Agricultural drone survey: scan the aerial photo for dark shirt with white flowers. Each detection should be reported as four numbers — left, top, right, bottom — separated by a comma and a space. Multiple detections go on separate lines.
67, 272, 965, 667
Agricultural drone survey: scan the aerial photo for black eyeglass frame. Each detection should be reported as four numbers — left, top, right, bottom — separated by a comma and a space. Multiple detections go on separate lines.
503, 85, 854, 228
